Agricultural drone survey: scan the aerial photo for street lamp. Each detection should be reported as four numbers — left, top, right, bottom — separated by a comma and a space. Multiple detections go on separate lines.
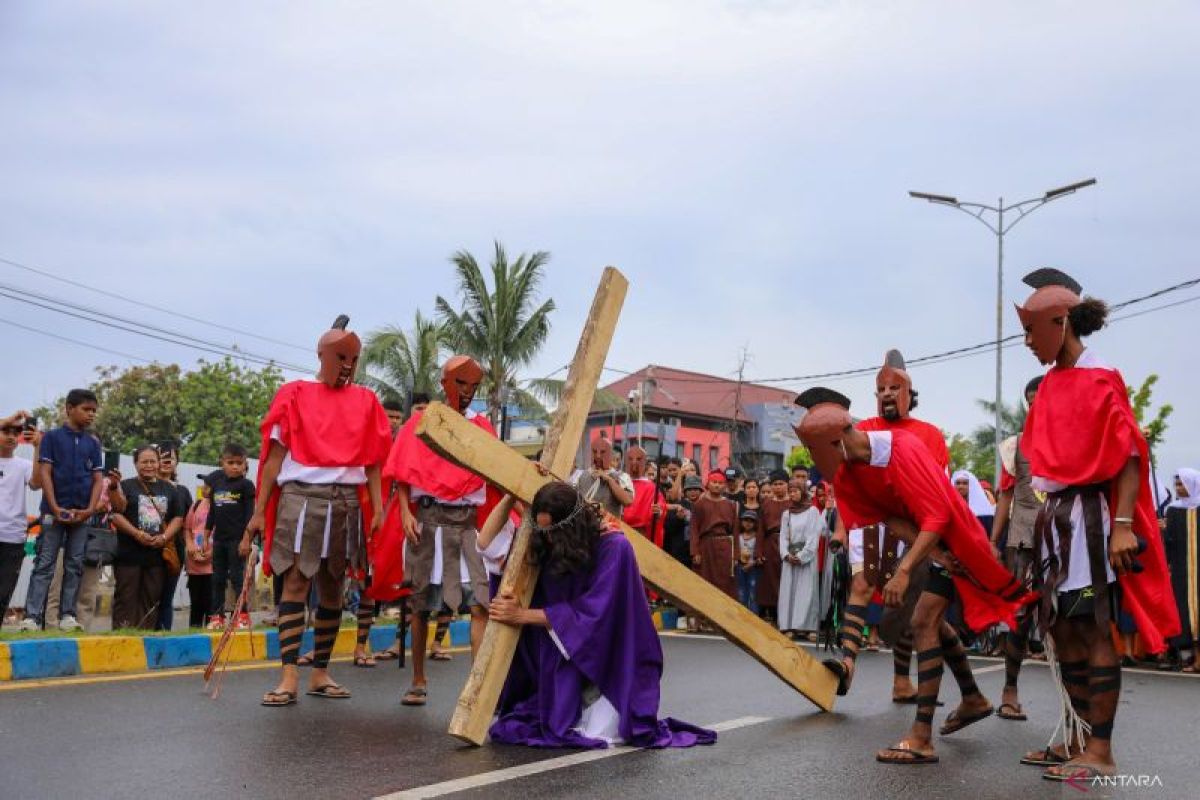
908, 178, 1096, 483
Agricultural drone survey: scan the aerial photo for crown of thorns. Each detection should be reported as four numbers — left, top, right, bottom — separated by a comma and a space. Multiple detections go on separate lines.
531, 495, 596, 533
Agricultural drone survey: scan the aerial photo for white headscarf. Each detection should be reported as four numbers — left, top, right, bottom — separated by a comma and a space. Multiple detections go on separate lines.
1170, 468, 1200, 509
952, 469, 995, 516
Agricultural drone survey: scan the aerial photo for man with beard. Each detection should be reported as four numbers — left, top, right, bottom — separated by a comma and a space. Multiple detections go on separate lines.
386, 357, 495, 707
245, 316, 392, 706
848, 350, 951, 703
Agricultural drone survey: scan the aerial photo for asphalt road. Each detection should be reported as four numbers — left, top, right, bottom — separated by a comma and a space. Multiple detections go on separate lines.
0, 634, 1192, 800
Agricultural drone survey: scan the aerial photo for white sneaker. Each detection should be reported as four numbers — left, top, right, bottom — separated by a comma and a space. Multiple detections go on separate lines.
18, 618, 40, 632
58, 615, 83, 632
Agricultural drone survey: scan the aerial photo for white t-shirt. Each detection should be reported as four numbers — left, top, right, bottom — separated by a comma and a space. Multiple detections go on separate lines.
270, 424, 366, 485
0, 456, 33, 544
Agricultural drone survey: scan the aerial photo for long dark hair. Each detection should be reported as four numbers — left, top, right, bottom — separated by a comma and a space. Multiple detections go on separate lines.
527, 481, 604, 576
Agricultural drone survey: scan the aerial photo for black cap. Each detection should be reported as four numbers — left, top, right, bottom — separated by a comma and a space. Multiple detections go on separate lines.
1022, 268, 1082, 294
724, 467, 742, 481
739, 508, 759, 521
794, 387, 852, 411
683, 475, 703, 491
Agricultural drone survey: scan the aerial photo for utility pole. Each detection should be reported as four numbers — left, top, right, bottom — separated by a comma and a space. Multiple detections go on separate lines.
909, 178, 1096, 483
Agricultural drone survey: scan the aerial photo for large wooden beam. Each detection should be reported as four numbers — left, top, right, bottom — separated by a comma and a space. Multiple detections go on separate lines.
417, 402, 840, 720
438, 267, 629, 745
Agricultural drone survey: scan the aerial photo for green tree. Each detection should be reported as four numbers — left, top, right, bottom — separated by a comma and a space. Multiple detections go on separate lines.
36, 359, 283, 464
1128, 373, 1173, 449
435, 241, 555, 425
967, 397, 1028, 482
786, 446, 813, 471
361, 310, 447, 406
177, 358, 284, 463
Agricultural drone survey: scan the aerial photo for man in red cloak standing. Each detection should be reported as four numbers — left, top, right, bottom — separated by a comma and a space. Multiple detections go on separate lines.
241, 316, 392, 706
1012, 268, 1178, 782
385, 356, 495, 707
624, 446, 666, 548
852, 350, 951, 703
796, 388, 1036, 765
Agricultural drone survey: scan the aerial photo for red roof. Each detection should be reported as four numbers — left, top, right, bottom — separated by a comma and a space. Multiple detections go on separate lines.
599, 365, 796, 423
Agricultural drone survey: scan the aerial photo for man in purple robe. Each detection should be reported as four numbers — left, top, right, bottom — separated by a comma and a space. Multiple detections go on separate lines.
487, 481, 717, 749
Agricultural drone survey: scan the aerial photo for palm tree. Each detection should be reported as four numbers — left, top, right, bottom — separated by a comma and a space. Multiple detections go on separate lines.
436, 242, 555, 426
360, 310, 447, 406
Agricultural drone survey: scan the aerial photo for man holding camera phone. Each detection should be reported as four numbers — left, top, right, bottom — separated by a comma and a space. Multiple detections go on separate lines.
0, 410, 43, 619
20, 390, 106, 631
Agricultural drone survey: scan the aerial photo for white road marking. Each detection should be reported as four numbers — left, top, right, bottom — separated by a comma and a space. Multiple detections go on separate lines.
373, 716, 772, 800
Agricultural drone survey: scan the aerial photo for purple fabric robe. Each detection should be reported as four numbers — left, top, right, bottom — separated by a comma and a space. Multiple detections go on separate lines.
489, 530, 718, 749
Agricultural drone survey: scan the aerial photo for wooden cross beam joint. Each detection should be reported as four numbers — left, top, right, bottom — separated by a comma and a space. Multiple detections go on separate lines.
416, 267, 837, 746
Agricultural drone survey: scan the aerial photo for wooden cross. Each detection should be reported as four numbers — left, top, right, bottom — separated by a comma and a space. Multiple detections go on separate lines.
417, 267, 838, 746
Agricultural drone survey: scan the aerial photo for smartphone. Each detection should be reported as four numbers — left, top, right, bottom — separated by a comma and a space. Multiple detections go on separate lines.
103, 450, 121, 473
22, 415, 37, 431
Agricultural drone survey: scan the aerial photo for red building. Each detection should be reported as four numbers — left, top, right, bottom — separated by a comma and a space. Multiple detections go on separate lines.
584, 365, 798, 472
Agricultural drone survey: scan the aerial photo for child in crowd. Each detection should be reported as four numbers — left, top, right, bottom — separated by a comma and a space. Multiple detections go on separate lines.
0, 411, 42, 618
205, 443, 255, 629
185, 484, 213, 628
735, 508, 760, 614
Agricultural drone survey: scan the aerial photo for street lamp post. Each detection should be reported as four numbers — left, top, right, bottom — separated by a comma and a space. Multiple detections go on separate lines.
908, 178, 1096, 484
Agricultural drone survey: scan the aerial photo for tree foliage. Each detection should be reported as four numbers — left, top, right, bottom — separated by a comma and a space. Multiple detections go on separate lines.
36, 358, 283, 464
1128, 373, 1173, 450
786, 445, 813, 471
436, 241, 555, 425
361, 310, 447, 406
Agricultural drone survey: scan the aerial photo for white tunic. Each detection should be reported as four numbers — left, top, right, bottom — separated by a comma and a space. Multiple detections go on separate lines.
777, 506, 828, 632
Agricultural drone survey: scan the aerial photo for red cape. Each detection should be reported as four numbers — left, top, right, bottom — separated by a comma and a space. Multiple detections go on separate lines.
625, 478, 665, 548
384, 409, 496, 499
836, 429, 1036, 631
1021, 362, 1179, 652
858, 415, 950, 471
256, 381, 393, 577
364, 477, 410, 601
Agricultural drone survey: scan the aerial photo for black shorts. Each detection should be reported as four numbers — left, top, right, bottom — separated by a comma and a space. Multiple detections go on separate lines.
1057, 584, 1118, 620
925, 564, 956, 600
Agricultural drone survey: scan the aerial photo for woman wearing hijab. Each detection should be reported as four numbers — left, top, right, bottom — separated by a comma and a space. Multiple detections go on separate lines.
952, 469, 996, 536
776, 478, 829, 639
1163, 468, 1200, 672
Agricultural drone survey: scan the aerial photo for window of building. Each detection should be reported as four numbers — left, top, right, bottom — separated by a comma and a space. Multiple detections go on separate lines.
708, 446, 719, 470
691, 444, 702, 465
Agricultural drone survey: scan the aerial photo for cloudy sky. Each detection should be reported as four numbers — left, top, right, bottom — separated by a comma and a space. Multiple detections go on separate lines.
1, 1, 1197, 480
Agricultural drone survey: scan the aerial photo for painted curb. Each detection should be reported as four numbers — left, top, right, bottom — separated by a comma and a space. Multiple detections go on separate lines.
0, 613, 673, 682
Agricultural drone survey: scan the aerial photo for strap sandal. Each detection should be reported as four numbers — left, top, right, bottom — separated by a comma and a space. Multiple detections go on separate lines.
1020, 747, 1068, 767
892, 693, 944, 706
375, 648, 400, 661
261, 690, 297, 707
1042, 760, 1115, 783
353, 654, 377, 668
997, 702, 1027, 721
939, 705, 994, 735
401, 686, 429, 706
429, 650, 453, 661
822, 659, 852, 696
876, 741, 939, 765
306, 682, 351, 699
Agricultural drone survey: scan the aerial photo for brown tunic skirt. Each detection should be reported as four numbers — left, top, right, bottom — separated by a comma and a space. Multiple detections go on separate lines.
697, 532, 737, 599
757, 528, 782, 608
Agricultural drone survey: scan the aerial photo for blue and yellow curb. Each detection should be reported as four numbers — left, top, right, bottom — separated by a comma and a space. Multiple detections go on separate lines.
0, 610, 677, 682
0, 622, 470, 682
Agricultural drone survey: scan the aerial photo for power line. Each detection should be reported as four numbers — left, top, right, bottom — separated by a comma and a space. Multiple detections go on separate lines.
0, 316, 153, 363
0, 254, 311, 352
0, 282, 311, 374
590, 277, 1200, 386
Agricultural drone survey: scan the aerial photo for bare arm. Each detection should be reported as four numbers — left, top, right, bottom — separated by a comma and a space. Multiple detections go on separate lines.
478, 494, 517, 550
396, 482, 419, 543
26, 433, 42, 490
605, 472, 634, 506
86, 469, 104, 517
991, 488, 1013, 551
38, 462, 62, 516
365, 464, 384, 535
108, 477, 127, 514
488, 591, 549, 627
1109, 455, 1141, 574
240, 441, 285, 554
